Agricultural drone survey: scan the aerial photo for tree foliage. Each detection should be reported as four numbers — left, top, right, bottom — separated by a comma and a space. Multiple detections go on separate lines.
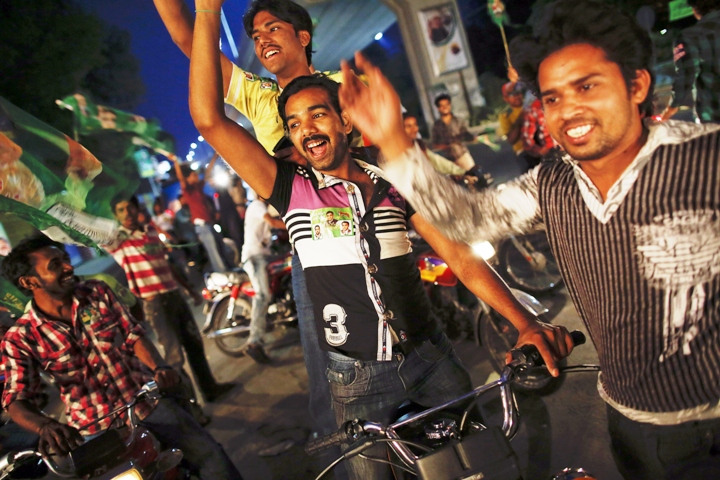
0, 0, 144, 134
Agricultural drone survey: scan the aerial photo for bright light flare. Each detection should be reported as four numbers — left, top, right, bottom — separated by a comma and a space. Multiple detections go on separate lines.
213, 169, 231, 188
213, 224, 222, 233
191, 143, 197, 149
472, 241, 496, 260
191, 162, 200, 170
375, 32, 383, 41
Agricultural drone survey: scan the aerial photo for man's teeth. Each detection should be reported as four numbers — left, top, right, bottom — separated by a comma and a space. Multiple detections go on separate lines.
567, 125, 592, 138
307, 140, 324, 149
265, 50, 279, 59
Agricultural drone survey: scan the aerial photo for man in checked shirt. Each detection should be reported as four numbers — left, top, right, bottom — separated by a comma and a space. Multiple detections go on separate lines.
0, 234, 242, 479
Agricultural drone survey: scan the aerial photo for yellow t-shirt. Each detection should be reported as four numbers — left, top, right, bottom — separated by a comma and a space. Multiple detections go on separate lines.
497, 106, 524, 154
224, 64, 346, 154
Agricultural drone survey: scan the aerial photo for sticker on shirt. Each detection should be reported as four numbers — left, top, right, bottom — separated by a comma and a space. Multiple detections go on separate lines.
311, 207, 354, 240
260, 81, 275, 90
79, 305, 101, 325
244, 72, 256, 81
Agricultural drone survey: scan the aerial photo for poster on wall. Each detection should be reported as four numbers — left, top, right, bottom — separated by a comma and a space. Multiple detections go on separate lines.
417, 4, 469, 77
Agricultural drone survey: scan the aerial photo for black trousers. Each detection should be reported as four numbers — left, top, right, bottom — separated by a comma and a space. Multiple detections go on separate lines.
607, 404, 720, 480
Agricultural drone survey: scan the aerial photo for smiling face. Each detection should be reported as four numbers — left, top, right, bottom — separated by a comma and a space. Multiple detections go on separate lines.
538, 43, 649, 163
284, 87, 352, 173
436, 98, 452, 116
252, 10, 310, 77
24, 246, 77, 298
403, 116, 419, 140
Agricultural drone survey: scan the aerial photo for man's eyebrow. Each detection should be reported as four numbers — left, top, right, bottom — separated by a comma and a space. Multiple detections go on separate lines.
540, 73, 603, 97
251, 20, 280, 36
285, 104, 330, 122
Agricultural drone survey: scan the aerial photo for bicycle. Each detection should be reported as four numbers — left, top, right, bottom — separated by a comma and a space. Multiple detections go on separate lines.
306, 331, 600, 480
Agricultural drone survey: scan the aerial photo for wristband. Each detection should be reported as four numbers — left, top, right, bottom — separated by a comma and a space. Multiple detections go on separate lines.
153, 365, 173, 374
196, 9, 221, 15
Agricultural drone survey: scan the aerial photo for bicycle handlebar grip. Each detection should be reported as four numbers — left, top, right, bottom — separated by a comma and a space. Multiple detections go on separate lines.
511, 330, 586, 367
305, 421, 354, 456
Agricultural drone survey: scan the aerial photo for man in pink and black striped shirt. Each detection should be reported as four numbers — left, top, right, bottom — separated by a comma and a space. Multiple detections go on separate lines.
106, 196, 234, 404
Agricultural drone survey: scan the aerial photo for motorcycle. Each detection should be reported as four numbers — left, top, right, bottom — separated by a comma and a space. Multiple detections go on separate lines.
201, 233, 297, 357
305, 331, 599, 480
488, 231, 563, 294
414, 235, 563, 394
0, 381, 184, 480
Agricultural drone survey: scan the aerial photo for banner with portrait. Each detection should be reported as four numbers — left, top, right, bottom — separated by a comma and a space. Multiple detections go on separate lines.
417, 4, 470, 77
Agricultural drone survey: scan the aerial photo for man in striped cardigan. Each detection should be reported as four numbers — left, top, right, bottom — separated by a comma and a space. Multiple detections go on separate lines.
341, 1, 720, 478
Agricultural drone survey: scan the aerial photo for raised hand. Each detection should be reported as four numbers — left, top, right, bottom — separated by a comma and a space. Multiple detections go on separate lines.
339, 52, 412, 160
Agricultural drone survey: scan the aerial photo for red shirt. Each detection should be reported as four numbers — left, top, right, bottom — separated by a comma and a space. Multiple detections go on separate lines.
106, 224, 178, 299
184, 182, 212, 223
1, 280, 154, 434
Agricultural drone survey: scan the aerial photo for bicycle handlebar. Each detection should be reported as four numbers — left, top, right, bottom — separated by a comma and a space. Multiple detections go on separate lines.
305, 331, 588, 458
509, 330, 586, 370
305, 419, 371, 456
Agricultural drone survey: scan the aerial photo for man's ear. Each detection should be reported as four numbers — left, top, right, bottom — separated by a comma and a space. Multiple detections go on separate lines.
630, 69, 652, 106
298, 30, 311, 48
340, 111, 353, 135
18, 275, 36, 292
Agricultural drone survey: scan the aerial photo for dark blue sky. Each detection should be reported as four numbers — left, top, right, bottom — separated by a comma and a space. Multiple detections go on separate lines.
79, 0, 249, 158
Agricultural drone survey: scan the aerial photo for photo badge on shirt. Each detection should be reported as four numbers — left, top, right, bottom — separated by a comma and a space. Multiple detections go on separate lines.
311, 207, 354, 240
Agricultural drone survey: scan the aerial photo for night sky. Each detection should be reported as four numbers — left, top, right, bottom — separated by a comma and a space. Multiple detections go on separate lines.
79, 0, 248, 159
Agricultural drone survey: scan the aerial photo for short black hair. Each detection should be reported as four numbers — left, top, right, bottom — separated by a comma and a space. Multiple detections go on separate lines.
179, 163, 194, 179
510, 0, 655, 117
243, 0, 314, 65
1, 234, 65, 294
402, 112, 417, 121
434, 93, 451, 108
277, 74, 342, 131
687, 0, 720, 16
111, 195, 139, 214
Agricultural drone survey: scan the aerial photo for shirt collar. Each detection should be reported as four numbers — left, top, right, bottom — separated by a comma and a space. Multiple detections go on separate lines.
560, 120, 720, 223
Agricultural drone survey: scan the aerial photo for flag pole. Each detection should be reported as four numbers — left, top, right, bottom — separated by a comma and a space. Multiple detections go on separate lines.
499, 23, 512, 70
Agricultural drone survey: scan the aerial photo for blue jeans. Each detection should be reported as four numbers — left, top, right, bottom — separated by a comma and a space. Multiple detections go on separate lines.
140, 398, 243, 479
195, 223, 227, 273
292, 254, 348, 479
244, 254, 270, 345
327, 330, 472, 479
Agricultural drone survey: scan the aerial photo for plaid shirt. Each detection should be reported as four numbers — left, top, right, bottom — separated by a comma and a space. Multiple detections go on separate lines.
522, 98, 556, 157
105, 224, 177, 299
1, 280, 154, 435
431, 115, 475, 159
671, 10, 720, 123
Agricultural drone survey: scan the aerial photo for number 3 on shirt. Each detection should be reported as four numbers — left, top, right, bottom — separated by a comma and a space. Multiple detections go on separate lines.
323, 304, 349, 346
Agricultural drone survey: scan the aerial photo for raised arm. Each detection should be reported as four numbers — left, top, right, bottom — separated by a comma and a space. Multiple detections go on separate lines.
189, 0, 277, 199
153, 0, 234, 96
340, 52, 542, 244
410, 214, 573, 375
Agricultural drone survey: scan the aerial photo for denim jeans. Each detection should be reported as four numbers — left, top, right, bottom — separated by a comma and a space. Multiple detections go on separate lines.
292, 254, 348, 480
607, 405, 720, 480
327, 330, 472, 480
195, 223, 227, 273
140, 398, 243, 479
244, 254, 270, 345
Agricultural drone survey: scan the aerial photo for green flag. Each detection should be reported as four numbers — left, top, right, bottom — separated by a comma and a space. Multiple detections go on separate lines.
0, 96, 136, 247
488, 0, 509, 28
59, 93, 174, 154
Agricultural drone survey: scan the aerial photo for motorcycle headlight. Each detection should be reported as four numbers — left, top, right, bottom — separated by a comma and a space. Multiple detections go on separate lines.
472, 241, 496, 260
110, 468, 143, 480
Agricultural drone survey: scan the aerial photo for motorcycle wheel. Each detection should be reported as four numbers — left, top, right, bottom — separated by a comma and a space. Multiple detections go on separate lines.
480, 310, 565, 395
498, 232, 563, 294
211, 295, 253, 357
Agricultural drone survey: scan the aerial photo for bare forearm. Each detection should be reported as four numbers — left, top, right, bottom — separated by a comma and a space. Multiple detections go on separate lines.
133, 336, 167, 372
8, 400, 53, 435
189, 5, 225, 131
153, 0, 195, 57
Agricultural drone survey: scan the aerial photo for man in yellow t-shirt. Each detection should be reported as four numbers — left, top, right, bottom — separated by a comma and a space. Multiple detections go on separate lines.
497, 81, 525, 154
